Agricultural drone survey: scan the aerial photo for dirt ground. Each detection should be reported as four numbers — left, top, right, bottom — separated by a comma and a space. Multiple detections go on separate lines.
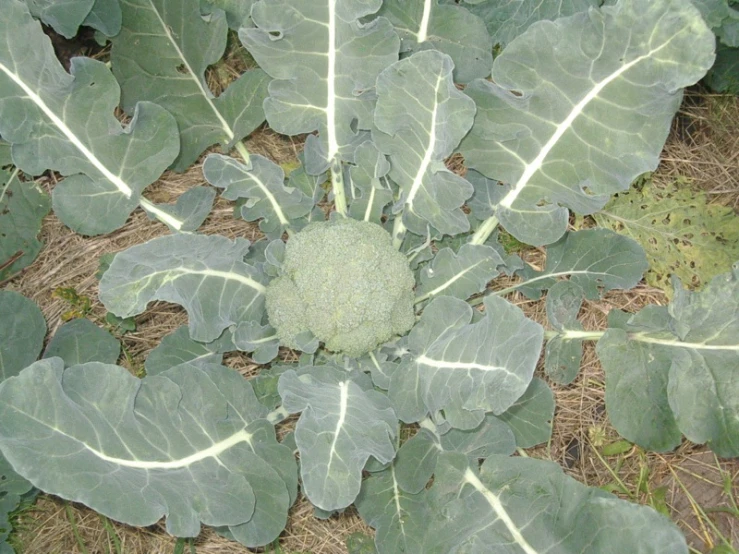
3, 42, 738, 554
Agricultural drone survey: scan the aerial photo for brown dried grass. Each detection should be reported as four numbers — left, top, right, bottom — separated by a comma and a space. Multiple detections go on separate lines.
5, 89, 738, 553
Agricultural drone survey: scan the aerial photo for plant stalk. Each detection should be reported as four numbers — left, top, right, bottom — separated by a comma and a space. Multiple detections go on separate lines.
392, 215, 407, 250
469, 215, 499, 245
330, 158, 348, 216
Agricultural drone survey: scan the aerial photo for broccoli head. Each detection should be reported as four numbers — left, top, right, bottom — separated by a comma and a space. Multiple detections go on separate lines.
265, 217, 416, 357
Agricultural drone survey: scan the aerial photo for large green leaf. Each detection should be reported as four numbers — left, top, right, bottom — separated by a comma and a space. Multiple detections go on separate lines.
43, 318, 120, 367
0, 360, 295, 543
459, 0, 715, 246
99, 234, 267, 342
24, 0, 121, 37
597, 266, 739, 456
241, 0, 400, 174
23, 0, 95, 37
390, 295, 543, 427
377, 0, 492, 83
594, 178, 739, 297
0, 143, 50, 281
424, 453, 688, 553
452, 0, 598, 48
497, 377, 555, 447
278, 365, 397, 510
0, 0, 179, 236
373, 50, 475, 235
0, 291, 46, 381
111, 0, 269, 171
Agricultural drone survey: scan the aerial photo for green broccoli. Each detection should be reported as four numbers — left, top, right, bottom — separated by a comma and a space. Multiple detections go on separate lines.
265, 217, 415, 357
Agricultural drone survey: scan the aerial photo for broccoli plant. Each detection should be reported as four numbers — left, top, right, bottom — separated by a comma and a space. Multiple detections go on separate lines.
0, 0, 736, 552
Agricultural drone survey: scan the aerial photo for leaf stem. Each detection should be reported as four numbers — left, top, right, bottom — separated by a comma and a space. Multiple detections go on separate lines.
234, 141, 251, 166
330, 158, 348, 216
138, 198, 185, 231
469, 215, 499, 245
543, 329, 606, 341
392, 214, 407, 250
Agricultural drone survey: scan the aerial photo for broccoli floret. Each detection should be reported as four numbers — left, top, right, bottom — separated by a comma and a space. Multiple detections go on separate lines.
265, 218, 415, 357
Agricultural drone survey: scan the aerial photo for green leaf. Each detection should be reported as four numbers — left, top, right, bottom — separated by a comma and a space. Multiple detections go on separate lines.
459, 0, 715, 245
111, 0, 269, 171
83, 0, 122, 36
0, 1, 179, 236
424, 453, 688, 553
544, 281, 585, 384
393, 430, 438, 493
145, 326, 232, 376
346, 532, 378, 554
99, 234, 267, 343
0, 455, 34, 552
201, 0, 255, 29
203, 154, 313, 236
0, 290, 46, 381
390, 295, 543, 425
516, 229, 648, 300
0, 359, 295, 544
347, 141, 394, 224
355, 465, 428, 554
43, 318, 120, 367
595, 178, 739, 297
415, 244, 505, 304
452, 0, 598, 48
377, 0, 493, 83
231, 322, 279, 364
704, 43, 739, 94
497, 377, 555, 448
278, 365, 397, 510
141, 187, 216, 233
241, 0, 400, 173
373, 50, 475, 236
0, 143, 50, 281
23, 0, 95, 38
597, 265, 739, 456
438, 415, 517, 459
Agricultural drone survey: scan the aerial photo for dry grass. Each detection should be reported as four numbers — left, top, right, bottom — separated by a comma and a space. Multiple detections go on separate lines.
3, 66, 738, 554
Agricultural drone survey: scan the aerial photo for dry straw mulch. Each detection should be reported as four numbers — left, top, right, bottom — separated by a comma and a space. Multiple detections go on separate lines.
5, 90, 739, 553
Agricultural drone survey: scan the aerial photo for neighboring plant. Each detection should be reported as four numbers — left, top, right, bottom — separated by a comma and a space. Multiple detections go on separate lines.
0, 0, 736, 553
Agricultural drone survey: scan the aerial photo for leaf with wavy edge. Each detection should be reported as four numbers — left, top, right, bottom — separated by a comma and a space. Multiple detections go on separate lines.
241, 0, 399, 175
43, 318, 120, 367
278, 365, 397, 511
424, 453, 688, 553
0, 291, 46, 381
99, 234, 267, 343
389, 295, 543, 426
451, 0, 598, 48
374, 50, 475, 236
0, 0, 179, 235
111, 0, 269, 171
0, 359, 295, 543
460, 0, 715, 246
0, 142, 50, 280
513, 228, 648, 300
597, 265, 739, 456
378, 0, 492, 83
145, 326, 235, 376
544, 281, 585, 384
415, 244, 505, 304
203, 154, 313, 236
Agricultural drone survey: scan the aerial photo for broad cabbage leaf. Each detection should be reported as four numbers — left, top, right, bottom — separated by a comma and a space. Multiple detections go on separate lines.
460, 0, 715, 245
